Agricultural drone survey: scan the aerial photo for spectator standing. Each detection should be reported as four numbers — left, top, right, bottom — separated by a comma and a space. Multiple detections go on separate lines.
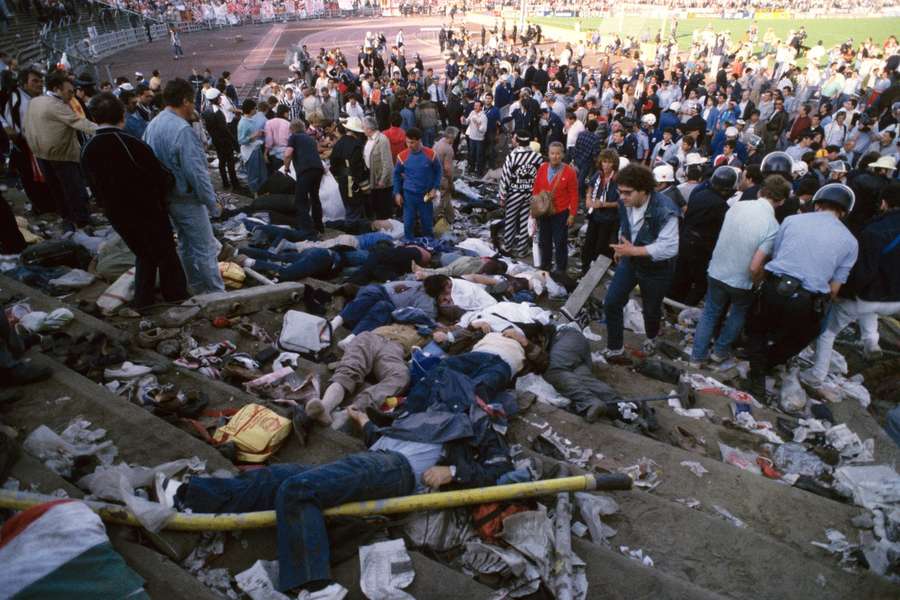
531, 142, 577, 273
201, 88, 241, 191
23, 71, 97, 230
81, 93, 188, 309
393, 127, 442, 240
363, 116, 395, 220
143, 78, 225, 295
499, 130, 543, 258
283, 119, 326, 236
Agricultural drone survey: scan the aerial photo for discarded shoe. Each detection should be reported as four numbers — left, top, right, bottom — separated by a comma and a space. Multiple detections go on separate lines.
103, 361, 153, 380
137, 327, 180, 349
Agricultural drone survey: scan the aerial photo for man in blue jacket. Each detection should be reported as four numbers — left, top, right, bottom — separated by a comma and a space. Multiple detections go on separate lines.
393, 127, 442, 239
602, 164, 681, 361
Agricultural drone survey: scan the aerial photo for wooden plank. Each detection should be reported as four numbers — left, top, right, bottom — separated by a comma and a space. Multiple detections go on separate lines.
561, 255, 612, 321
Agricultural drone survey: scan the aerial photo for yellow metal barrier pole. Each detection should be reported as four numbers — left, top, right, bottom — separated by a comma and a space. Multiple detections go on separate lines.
0, 474, 631, 531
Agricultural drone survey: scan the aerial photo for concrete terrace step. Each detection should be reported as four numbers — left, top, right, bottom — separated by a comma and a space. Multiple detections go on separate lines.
509, 401, 893, 592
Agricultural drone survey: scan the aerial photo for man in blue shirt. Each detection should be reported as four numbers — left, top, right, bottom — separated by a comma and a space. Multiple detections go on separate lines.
283, 124, 325, 236
143, 78, 225, 295
745, 183, 859, 400
393, 127, 442, 239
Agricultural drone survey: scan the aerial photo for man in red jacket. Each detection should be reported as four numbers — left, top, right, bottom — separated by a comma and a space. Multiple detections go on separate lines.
531, 142, 578, 272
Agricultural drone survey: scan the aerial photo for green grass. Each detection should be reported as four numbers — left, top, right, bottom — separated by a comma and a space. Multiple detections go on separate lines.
531, 16, 900, 50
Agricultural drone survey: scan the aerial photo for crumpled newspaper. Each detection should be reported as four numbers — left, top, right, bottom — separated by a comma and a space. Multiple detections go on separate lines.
680, 461, 709, 478
574, 492, 619, 544
619, 457, 662, 491
23, 418, 118, 478
359, 538, 415, 600
825, 424, 874, 464
515, 373, 571, 408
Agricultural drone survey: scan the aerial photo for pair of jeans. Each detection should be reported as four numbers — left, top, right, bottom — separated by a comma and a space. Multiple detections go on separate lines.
404, 352, 512, 413
339, 285, 396, 334
537, 209, 569, 272
402, 192, 433, 240
250, 247, 336, 282
243, 221, 317, 245
467, 138, 484, 173
179, 451, 415, 592
355, 231, 392, 250
691, 276, 753, 361
350, 246, 421, 285
603, 257, 675, 351
295, 168, 324, 234
168, 201, 225, 295
37, 159, 90, 227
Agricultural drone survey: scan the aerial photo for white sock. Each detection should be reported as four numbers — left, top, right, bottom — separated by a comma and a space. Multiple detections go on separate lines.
321, 382, 346, 413
330, 315, 344, 330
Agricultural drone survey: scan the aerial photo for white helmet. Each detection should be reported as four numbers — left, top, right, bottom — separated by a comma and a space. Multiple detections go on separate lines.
641, 113, 657, 127
725, 126, 739, 138
618, 157, 630, 170
792, 160, 809, 177
653, 164, 675, 183
685, 153, 707, 167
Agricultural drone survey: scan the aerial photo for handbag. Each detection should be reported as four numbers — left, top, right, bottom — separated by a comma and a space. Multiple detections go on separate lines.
278, 310, 332, 359
530, 165, 564, 218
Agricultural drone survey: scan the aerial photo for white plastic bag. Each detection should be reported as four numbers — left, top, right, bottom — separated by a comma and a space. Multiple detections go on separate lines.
623, 299, 646, 334
49, 268, 96, 290
779, 368, 808, 413
96, 267, 136, 315
320, 170, 346, 222
279, 310, 331, 355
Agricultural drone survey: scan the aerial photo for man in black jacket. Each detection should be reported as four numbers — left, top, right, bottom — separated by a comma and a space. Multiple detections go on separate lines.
80, 93, 188, 309
805, 181, 900, 384
668, 166, 736, 305
201, 87, 240, 190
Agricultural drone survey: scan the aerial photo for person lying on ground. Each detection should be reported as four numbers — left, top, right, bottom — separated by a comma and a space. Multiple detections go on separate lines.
347, 243, 432, 285
156, 404, 512, 596
329, 278, 439, 342
423, 274, 498, 312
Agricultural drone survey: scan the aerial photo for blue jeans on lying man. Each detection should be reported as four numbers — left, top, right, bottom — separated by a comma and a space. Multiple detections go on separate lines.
242, 220, 318, 244
690, 276, 754, 362
177, 450, 415, 592
339, 284, 396, 334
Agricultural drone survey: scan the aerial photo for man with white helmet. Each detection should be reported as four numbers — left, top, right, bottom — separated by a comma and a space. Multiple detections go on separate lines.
669, 166, 737, 304
653, 163, 685, 208
744, 181, 859, 400
678, 153, 706, 204
635, 113, 654, 163
804, 181, 900, 391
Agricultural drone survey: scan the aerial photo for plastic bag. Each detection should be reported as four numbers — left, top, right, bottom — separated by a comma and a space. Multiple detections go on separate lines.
779, 368, 808, 413
718, 441, 762, 475
49, 268, 96, 290
774, 442, 829, 478
95, 233, 136, 281
96, 268, 136, 315
17, 308, 74, 333
319, 170, 346, 222
623, 299, 645, 334
515, 373, 571, 408
212, 403, 292, 463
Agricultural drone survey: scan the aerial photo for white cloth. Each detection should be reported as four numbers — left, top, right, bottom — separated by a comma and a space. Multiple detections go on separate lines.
473, 332, 525, 375
450, 278, 497, 311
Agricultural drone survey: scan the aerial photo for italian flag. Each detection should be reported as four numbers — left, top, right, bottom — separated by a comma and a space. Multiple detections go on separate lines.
0, 500, 148, 599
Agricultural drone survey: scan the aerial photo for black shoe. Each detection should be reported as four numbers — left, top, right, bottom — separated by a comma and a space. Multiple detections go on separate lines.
292, 406, 313, 446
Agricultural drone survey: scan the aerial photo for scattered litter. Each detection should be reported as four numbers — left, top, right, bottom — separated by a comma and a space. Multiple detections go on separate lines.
17, 307, 74, 333
685, 372, 762, 407
571, 521, 588, 538
680, 461, 708, 478
235, 560, 291, 600
619, 546, 654, 567
816, 574, 827, 588
793, 418, 830, 443
516, 373, 571, 408
581, 326, 603, 342
833, 465, 900, 512
825, 424, 874, 464
183, 533, 238, 599
48, 269, 96, 290
23, 418, 118, 477
533, 427, 593, 468
811, 529, 860, 569
733, 412, 785, 444
675, 498, 702, 509
779, 368, 808, 413
712, 505, 747, 528
619, 458, 662, 491
359, 539, 415, 600
674, 407, 715, 420
774, 443, 830, 478
718, 442, 762, 475
574, 492, 619, 544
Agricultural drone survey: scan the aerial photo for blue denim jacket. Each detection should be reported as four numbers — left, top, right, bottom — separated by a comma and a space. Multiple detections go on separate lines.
143, 109, 217, 211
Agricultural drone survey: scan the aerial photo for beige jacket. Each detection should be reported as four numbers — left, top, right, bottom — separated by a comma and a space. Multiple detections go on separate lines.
367, 131, 393, 190
24, 94, 97, 163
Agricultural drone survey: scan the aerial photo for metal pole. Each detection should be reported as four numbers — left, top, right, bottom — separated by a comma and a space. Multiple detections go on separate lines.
0, 474, 632, 531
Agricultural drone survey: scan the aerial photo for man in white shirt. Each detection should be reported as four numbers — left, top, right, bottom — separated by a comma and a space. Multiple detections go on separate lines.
691, 175, 789, 364
424, 274, 497, 312
465, 100, 488, 175
564, 111, 584, 156
602, 164, 681, 359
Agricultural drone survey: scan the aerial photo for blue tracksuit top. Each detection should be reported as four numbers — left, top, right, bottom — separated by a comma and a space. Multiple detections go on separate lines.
392, 146, 443, 197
